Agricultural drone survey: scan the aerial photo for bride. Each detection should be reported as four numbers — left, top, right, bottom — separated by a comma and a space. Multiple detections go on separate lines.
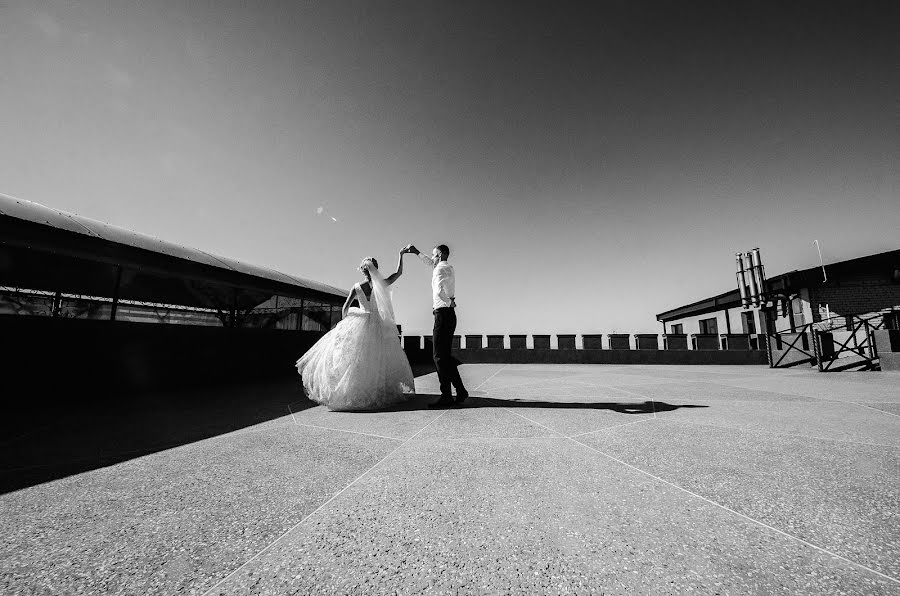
295, 248, 415, 411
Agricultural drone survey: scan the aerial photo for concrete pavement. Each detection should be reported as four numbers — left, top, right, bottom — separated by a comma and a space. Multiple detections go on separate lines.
2, 364, 898, 595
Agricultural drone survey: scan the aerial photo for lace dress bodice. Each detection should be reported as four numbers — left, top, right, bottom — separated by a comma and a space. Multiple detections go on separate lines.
353, 283, 372, 312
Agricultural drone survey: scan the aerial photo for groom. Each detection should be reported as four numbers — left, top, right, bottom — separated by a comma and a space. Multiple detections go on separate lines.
404, 243, 468, 408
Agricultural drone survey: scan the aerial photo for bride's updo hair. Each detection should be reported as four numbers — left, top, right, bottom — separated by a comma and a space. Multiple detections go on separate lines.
358, 257, 378, 278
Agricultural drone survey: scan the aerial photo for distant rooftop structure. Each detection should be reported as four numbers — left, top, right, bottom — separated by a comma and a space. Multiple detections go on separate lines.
656, 249, 900, 324
656, 249, 900, 348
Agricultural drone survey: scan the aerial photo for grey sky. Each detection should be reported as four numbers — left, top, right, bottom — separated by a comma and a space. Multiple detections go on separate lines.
2, 1, 897, 335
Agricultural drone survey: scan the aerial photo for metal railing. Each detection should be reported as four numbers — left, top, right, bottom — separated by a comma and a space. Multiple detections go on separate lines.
0, 286, 341, 331
766, 323, 817, 368
765, 307, 898, 371
812, 310, 889, 372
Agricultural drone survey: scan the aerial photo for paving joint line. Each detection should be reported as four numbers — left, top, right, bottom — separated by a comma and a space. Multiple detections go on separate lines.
470, 364, 509, 392
576, 383, 660, 420
444, 436, 568, 441
289, 421, 404, 442
596, 381, 898, 446
287, 402, 298, 424
603, 385, 658, 403
498, 404, 899, 586
569, 435, 900, 586
854, 403, 900, 418
476, 373, 598, 393
704, 379, 900, 419
200, 409, 450, 596
567, 417, 658, 438
491, 402, 564, 437
604, 377, 899, 422
659, 418, 900, 449
485, 388, 660, 438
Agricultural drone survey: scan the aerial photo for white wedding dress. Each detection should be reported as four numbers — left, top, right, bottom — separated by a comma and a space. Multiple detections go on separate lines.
295, 267, 414, 411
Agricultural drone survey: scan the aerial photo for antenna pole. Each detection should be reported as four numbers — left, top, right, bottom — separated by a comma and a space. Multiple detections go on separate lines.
813, 240, 827, 282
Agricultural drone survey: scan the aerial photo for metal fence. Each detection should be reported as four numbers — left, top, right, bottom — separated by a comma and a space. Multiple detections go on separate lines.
0, 287, 341, 331
766, 307, 898, 371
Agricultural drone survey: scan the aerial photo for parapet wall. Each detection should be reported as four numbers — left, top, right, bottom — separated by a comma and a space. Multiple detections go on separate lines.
1, 315, 323, 421
403, 333, 768, 366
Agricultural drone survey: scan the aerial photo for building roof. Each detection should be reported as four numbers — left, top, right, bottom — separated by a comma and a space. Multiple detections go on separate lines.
656, 248, 900, 322
0, 193, 347, 308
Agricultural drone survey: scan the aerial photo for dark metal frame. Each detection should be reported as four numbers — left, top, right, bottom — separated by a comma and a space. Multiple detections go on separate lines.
767, 322, 817, 368
815, 313, 885, 372
765, 310, 890, 371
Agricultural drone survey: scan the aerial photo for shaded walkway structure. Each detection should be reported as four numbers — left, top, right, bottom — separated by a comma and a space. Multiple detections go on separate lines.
0, 193, 347, 460
2, 364, 899, 594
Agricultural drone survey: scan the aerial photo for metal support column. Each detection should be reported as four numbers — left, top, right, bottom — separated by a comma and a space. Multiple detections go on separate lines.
110, 266, 123, 321
760, 308, 774, 367
812, 325, 824, 372
229, 288, 238, 328
787, 297, 797, 333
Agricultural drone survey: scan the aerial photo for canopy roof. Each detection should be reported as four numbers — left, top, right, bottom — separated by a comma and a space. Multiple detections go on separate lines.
0, 193, 347, 309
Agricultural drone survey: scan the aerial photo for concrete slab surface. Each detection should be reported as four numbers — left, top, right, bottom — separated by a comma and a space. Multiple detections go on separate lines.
2, 364, 898, 595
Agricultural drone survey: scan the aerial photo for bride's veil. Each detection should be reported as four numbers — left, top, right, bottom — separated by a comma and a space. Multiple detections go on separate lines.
365, 262, 396, 326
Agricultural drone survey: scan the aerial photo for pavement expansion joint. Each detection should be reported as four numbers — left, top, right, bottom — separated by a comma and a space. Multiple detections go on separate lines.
704, 379, 900, 418
492, 395, 900, 586
662, 418, 900, 449
493, 404, 564, 437
288, 421, 405, 442
199, 408, 451, 596
469, 364, 509, 391
444, 435, 569, 441
566, 416, 659, 438
858, 403, 900, 418
568, 434, 900, 586
478, 373, 599, 393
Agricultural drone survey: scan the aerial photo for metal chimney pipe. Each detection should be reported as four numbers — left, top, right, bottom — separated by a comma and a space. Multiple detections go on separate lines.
750, 248, 766, 303
736, 253, 749, 308
744, 252, 759, 306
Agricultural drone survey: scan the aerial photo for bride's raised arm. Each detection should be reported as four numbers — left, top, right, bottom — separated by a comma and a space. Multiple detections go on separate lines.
385, 247, 409, 285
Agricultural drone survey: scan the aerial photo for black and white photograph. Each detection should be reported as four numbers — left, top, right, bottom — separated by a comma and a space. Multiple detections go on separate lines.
1, 1, 899, 594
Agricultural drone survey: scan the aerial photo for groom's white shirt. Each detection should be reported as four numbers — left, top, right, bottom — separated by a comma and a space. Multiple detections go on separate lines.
419, 255, 455, 309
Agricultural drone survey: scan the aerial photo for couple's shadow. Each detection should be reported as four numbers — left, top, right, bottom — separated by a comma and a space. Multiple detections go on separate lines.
348, 394, 708, 414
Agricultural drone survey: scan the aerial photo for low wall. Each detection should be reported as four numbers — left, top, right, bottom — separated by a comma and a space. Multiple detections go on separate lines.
403, 339, 767, 366
1, 316, 323, 423
874, 329, 900, 372
456, 349, 767, 365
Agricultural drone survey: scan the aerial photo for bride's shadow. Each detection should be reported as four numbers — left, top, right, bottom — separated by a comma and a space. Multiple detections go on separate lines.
375, 394, 708, 414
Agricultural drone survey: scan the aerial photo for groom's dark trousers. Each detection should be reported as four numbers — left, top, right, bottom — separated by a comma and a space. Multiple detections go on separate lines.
433, 307, 465, 397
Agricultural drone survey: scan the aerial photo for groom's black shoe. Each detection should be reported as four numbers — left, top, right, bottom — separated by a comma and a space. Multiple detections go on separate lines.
429, 396, 456, 409
454, 390, 469, 405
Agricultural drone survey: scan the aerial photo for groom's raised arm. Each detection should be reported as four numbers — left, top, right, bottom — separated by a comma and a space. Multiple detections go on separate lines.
406, 245, 434, 268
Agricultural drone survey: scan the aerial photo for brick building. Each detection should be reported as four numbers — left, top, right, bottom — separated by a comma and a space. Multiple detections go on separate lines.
656, 249, 900, 348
